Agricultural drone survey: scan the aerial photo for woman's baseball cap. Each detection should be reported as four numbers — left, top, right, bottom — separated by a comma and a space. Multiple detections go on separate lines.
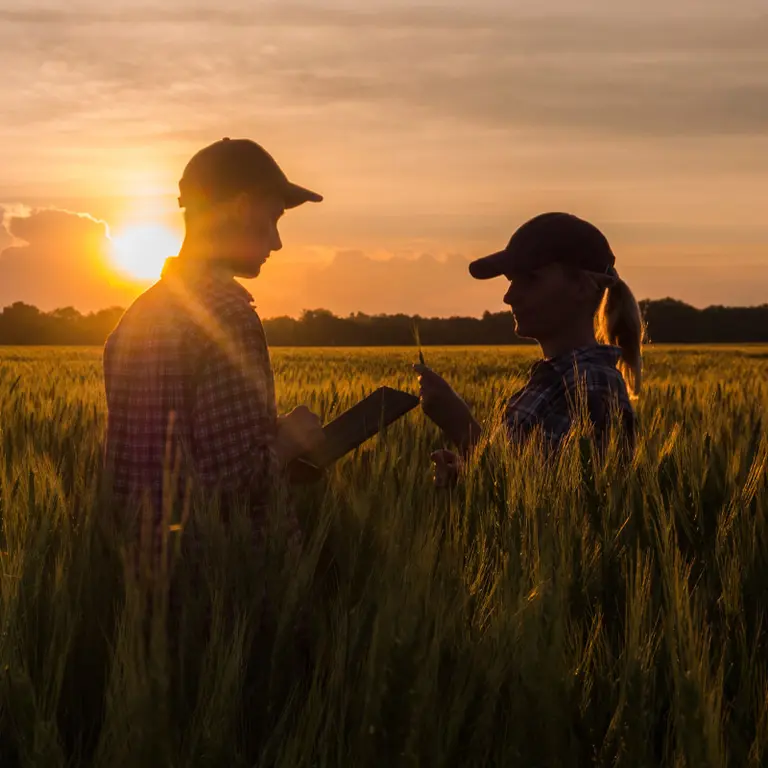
469, 212, 616, 279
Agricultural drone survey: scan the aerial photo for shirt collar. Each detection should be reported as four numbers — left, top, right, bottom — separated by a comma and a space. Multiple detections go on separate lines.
532, 344, 622, 377
161, 256, 254, 305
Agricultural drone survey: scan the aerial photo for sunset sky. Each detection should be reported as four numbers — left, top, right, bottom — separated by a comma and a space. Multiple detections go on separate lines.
1, 0, 766, 317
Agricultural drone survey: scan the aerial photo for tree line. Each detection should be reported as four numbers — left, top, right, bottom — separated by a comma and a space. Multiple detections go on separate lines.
0, 298, 766, 346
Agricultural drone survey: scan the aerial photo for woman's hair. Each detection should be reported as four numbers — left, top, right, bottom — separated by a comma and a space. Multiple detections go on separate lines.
594, 276, 645, 397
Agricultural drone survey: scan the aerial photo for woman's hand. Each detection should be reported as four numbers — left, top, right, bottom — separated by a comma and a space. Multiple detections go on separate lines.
431, 449, 462, 488
413, 364, 481, 451
413, 364, 470, 429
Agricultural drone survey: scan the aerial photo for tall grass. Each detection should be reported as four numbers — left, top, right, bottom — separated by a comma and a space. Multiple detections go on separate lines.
0, 345, 767, 766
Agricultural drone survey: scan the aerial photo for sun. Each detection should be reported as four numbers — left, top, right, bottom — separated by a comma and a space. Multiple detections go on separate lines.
109, 224, 181, 281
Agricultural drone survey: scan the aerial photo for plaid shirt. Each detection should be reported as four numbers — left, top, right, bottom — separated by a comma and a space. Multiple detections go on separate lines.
103, 257, 279, 518
505, 345, 635, 449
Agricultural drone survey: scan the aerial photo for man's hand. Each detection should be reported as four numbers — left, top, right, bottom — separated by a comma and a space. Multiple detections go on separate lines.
431, 449, 462, 488
414, 364, 481, 451
275, 406, 325, 466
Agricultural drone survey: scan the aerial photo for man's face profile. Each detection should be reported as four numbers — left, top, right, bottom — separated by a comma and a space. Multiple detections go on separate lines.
194, 191, 285, 279
229, 193, 285, 279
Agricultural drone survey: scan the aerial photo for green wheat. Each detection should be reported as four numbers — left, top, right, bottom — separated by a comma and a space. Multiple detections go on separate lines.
0, 344, 766, 766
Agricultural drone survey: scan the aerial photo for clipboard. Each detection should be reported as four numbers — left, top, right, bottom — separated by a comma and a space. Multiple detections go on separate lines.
294, 386, 420, 470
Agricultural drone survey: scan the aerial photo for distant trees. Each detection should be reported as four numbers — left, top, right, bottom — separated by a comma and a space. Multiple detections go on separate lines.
0, 298, 766, 346
640, 298, 768, 344
263, 309, 531, 346
0, 303, 125, 345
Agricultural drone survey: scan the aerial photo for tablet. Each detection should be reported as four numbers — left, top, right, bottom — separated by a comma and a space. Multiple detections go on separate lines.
295, 386, 420, 469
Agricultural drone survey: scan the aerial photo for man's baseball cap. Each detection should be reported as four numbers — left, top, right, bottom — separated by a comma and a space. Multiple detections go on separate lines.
469, 212, 616, 280
178, 137, 323, 211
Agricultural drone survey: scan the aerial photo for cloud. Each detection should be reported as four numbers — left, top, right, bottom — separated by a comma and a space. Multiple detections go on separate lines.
0, 208, 506, 317
0, 208, 141, 312
0, 3, 764, 314
8, 208, 110, 248
0, 208, 765, 316
625, 263, 768, 309
0, 5, 765, 142
249, 245, 768, 317
250, 250, 506, 318
0, 209, 13, 253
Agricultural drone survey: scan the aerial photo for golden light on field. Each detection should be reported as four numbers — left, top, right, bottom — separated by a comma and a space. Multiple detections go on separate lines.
109, 224, 182, 281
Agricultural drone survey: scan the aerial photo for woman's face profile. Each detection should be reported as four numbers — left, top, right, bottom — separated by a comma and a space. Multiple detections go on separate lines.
502, 263, 589, 341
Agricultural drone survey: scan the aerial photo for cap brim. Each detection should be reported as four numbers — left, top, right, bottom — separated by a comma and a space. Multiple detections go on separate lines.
468, 250, 511, 280
283, 181, 323, 209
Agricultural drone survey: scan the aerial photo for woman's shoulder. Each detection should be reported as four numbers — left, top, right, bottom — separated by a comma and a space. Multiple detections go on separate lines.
557, 345, 633, 404
551, 345, 621, 380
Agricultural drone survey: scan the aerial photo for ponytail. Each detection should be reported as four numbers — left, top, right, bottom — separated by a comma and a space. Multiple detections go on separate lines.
595, 277, 645, 397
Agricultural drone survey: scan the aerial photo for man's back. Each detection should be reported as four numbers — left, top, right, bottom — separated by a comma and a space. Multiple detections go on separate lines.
103, 258, 278, 516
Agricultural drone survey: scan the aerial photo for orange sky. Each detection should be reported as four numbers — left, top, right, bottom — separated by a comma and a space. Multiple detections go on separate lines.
0, 1, 766, 317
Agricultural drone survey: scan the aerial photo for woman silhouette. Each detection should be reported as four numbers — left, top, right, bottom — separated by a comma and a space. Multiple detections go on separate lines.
414, 212, 642, 486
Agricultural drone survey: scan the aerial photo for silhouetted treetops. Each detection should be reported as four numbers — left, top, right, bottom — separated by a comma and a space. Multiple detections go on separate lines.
0, 298, 766, 346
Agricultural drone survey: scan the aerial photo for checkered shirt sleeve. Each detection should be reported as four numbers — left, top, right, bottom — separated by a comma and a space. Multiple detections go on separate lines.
191, 311, 279, 499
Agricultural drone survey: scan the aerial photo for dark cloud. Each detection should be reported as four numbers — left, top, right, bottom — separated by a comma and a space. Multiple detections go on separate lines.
0, 4, 764, 37
0, 208, 141, 312
1, 6, 765, 138
0, 6, 497, 29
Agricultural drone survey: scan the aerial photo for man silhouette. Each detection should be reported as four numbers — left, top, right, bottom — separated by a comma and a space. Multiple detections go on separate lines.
103, 138, 325, 545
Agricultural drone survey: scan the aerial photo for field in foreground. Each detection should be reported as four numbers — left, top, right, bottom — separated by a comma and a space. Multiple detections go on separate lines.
0, 345, 767, 767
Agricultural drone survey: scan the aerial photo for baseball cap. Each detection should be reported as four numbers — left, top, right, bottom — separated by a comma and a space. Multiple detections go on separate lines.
178, 137, 323, 211
469, 212, 616, 280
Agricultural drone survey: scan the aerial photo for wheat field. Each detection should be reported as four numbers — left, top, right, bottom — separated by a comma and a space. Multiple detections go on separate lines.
0, 345, 767, 767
